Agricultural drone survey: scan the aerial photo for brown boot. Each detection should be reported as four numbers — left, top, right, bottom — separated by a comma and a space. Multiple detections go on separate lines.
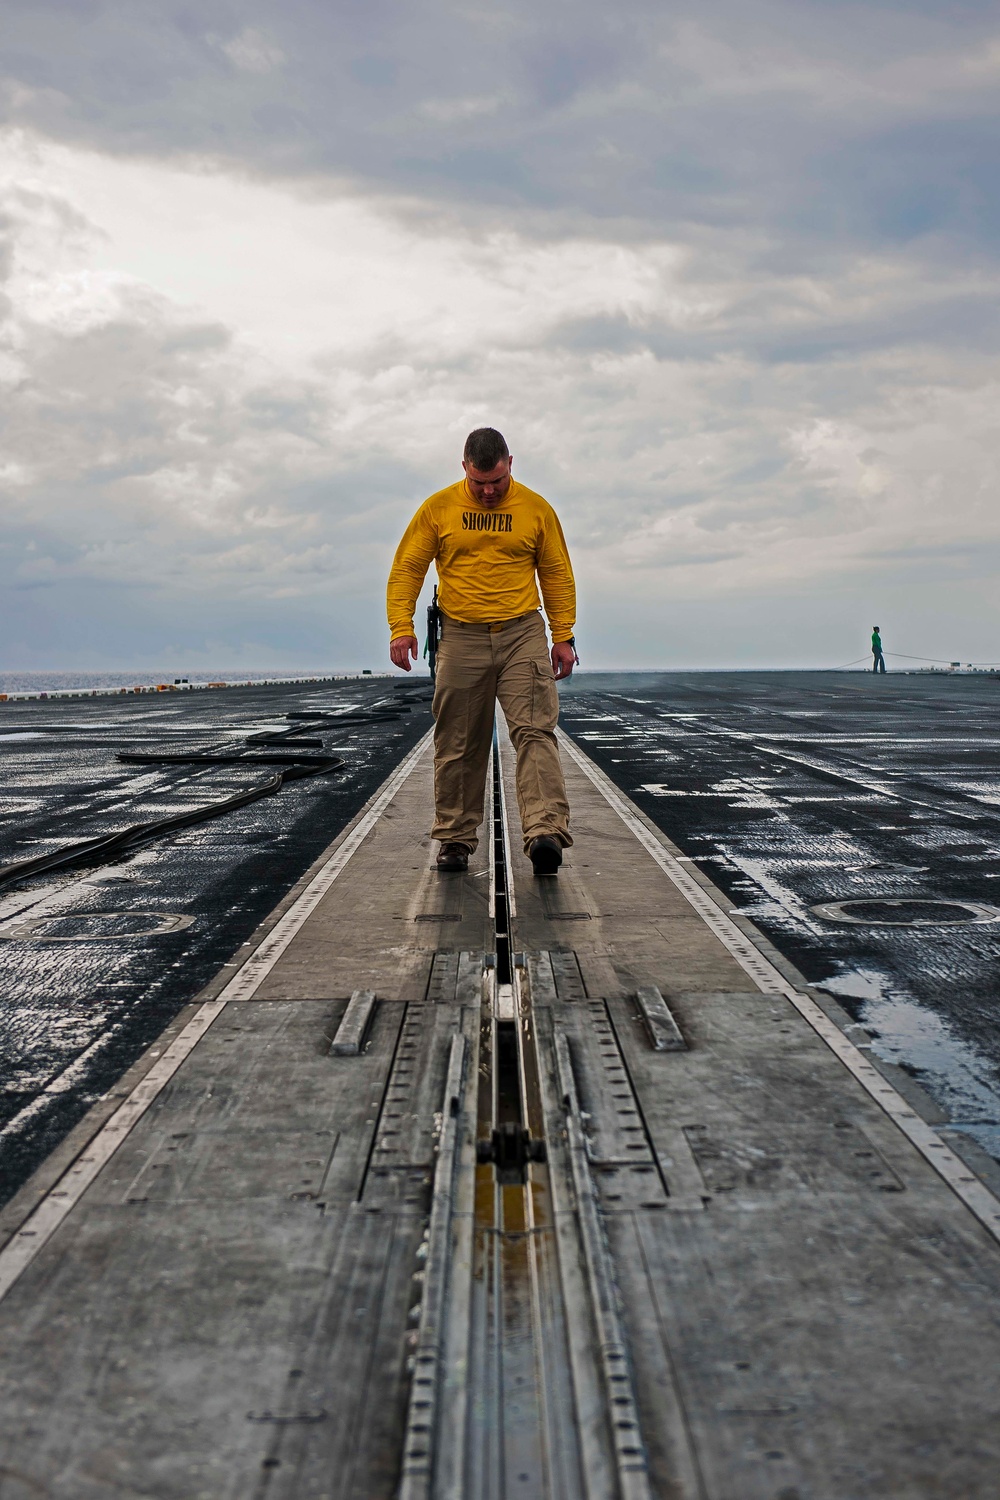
528, 836, 562, 875
436, 842, 471, 872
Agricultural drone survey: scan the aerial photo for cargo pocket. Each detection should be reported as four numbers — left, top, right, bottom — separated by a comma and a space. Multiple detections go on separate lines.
530, 658, 559, 729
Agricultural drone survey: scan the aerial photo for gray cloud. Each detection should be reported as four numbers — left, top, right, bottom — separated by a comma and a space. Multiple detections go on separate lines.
1, 2, 999, 670
0, 180, 438, 667
3, 1, 1000, 253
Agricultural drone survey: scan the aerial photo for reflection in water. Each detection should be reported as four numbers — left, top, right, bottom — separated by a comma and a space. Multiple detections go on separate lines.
820, 966, 1000, 1157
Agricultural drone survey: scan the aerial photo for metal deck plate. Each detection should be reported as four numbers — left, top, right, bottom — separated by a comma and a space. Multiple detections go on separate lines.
0, 727, 998, 1497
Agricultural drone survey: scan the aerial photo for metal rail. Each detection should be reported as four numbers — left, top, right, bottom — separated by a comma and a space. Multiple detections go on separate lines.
398, 1034, 468, 1500
395, 722, 651, 1499
554, 1034, 653, 1500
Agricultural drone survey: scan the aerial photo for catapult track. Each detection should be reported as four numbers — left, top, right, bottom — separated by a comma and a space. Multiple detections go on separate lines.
1, 722, 999, 1498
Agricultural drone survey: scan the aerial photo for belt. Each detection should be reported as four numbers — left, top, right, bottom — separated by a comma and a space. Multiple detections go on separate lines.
441, 610, 540, 635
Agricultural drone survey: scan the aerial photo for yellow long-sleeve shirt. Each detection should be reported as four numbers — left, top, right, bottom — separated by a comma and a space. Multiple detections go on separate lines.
386, 478, 576, 643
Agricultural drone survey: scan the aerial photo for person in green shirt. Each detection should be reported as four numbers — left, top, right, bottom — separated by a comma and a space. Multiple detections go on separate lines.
872, 627, 886, 674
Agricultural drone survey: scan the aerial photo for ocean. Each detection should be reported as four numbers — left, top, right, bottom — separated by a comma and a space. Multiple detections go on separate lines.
0, 670, 365, 695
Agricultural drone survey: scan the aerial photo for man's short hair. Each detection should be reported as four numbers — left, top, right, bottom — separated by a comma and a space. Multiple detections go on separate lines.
464, 427, 509, 471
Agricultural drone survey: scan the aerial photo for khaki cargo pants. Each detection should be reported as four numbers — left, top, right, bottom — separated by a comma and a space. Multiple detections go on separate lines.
431, 610, 572, 854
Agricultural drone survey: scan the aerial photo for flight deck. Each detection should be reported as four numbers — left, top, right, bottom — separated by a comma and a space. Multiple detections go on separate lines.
0, 715, 999, 1498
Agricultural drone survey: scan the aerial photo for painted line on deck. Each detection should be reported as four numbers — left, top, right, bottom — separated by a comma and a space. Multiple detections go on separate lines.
0, 730, 433, 1304
557, 728, 1000, 1249
741, 740, 982, 821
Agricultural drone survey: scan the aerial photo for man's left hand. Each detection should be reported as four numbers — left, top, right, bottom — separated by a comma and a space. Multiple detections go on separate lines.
552, 642, 578, 681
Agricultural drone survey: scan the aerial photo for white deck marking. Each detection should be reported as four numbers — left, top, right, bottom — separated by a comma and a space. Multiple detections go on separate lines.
557, 728, 1000, 1248
0, 730, 433, 1303
743, 740, 981, 820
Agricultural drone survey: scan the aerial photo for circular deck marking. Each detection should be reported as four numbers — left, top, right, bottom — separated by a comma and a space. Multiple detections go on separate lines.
0, 910, 195, 940
810, 898, 1000, 926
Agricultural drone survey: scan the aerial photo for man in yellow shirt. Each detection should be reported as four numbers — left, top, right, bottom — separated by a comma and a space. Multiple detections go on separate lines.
387, 427, 577, 874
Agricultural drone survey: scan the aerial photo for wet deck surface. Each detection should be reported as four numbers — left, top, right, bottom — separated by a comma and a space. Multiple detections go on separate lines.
0, 679, 432, 1205
0, 702, 998, 1499
558, 670, 1000, 1180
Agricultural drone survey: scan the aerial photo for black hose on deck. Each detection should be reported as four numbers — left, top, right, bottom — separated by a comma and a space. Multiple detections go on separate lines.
0, 694, 411, 891
0, 754, 343, 890
117, 752, 341, 768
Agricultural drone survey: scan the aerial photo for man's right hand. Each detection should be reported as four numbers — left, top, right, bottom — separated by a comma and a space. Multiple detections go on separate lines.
390, 635, 419, 672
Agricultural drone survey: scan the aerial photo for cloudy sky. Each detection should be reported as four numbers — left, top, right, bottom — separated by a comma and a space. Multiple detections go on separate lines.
2, 0, 999, 673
